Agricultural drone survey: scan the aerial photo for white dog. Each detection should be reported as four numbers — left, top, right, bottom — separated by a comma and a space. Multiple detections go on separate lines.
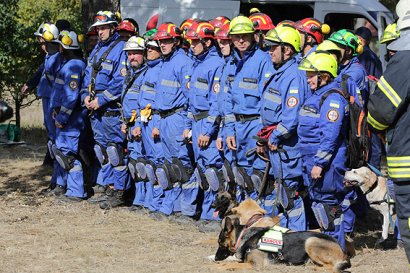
344, 166, 394, 244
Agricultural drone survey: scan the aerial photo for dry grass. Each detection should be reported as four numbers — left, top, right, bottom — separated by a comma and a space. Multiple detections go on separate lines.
0, 144, 408, 273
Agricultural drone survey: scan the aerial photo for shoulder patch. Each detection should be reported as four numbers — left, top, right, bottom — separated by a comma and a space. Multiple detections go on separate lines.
69, 80, 78, 90
327, 109, 340, 122
329, 99, 340, 109
286, 96, 298, 108
213, 82, 220, 93
120, 67, 127, 77
289, 89, 298, 94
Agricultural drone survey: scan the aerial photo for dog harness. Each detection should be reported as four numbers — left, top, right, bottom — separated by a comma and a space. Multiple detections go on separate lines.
257, 226, 289, 253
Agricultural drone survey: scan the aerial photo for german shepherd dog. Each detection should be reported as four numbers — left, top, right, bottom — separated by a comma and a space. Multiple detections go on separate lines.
215, 199, 351, 273
211, 191, 238, 219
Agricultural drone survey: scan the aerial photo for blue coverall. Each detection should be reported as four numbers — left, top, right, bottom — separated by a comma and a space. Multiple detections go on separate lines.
298, 79, 348, 249
261, 56, 309, 229
50, 57, 87, 198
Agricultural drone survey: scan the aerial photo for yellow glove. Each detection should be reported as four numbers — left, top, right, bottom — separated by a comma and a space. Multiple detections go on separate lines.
140, 104, 152, 123
129, 110, 137, 123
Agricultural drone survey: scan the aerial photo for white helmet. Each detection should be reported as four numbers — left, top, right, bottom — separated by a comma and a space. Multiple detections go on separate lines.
58, 30, 80, 49
41, 23, 59, 42
123, 36, 145, 51
90, 11, 119, 29
34, 23, 45, 37
396, 0, 410, 31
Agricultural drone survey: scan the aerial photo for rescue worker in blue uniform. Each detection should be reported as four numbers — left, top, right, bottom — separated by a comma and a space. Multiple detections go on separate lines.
260, 25, 309, 229
224, 16, 274, 202
137, 31, 165, 213
36, 23, 65, 195
298, 51, 348, 249
80, 11, 128, 209
295, 18, 330, 63
50, 30, 87, 201
120, 36, 148, 210
182, 21, 225, 224
215, 23, 238, 197
150, 22, 194, 219
328, 30, 369, 236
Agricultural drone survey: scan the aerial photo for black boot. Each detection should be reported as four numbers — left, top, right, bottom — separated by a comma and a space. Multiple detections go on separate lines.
87, 187, 113, 203
99, 190, 125, 210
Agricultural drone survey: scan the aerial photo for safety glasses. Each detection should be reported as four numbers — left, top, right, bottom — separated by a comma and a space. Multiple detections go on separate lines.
94, 15, 109, 23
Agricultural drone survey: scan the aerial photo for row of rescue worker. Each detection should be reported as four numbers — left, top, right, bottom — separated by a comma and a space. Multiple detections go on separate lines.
24, 9, 401, 247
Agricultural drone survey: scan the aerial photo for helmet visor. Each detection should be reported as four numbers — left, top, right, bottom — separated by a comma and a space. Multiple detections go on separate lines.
229, 23, 254, 34
299, 58, 318, 73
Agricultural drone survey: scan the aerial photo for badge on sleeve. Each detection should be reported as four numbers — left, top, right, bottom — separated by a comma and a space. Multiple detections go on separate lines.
69, 80, 78, 90
327, 109, 340, 122
120, 67, 127, 77
213, 83, 220, 93
286, 96, 298, 108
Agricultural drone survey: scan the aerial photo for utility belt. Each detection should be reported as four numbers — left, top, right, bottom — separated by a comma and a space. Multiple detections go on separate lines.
235, 113, 260, 123
158, 106, 184, 119
192, 110, 209, 122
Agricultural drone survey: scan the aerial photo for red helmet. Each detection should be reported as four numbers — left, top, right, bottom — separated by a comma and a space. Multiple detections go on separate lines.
295, 18, 330, 44
117, 21, 136, 34
276, 20, 295, 28
180, 18, 195, 32
215, 23, 230, 40
249, 13, 274, 31
154, 23, 182, 40
185, 21, 214, 40
210, 16, 230, 29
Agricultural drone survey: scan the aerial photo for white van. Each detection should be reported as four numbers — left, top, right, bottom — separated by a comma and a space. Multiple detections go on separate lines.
120, 0, 394, 67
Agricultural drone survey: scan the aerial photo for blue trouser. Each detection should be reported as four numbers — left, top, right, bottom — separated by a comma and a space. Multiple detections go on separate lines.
128, 136, 145, 206
141, 115, 165, 210
55, 128, 86, 198
158, 111, 192, 215
234, 118, 264, 198
368, 131, 384, 169
302, 149, 346, 249
91, 112, 128, 190
342, 189, 357, 233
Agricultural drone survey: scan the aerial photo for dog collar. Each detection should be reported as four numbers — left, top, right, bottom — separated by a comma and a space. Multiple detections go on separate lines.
234, 214, 264, 251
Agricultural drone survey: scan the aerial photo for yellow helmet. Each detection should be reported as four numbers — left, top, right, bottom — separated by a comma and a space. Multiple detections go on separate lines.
264, 25, 301, 52
380, 23, 400, 44
229, 16, 254, 35
298, 51, 338, 78
317, 40, 341, 53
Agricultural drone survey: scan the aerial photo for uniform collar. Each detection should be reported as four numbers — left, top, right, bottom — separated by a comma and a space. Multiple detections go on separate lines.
193, 46, 217, 62
97, 32, 120, 47
147, 58, 161, 67
314, 80, 340, 96
339, 56, 358, 73
233, 43, 257, 62
162, 47, 183, 61
273, 56, 296, 73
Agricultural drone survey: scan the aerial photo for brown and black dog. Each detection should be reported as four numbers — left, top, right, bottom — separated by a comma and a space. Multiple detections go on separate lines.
215, 199, 351, 273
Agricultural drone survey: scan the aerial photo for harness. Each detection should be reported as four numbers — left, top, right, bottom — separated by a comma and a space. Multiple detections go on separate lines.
234, 214, 263, 251
257, 225, 289, 253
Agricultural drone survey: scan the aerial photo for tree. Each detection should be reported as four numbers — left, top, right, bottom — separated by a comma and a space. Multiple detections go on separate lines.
81, 0, 120, 33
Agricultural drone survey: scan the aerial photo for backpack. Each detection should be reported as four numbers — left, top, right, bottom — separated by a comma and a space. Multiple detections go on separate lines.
319, 74, 370, 169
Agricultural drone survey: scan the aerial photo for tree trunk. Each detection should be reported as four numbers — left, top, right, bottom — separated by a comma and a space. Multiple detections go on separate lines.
81, 0, 120, 33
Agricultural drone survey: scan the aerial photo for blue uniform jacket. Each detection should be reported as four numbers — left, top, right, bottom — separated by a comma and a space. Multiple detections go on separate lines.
185, 46, 225, 137
138, 58, 162, 128
80, 32, 127, 109
224, 45, 274, 137
50, 58, 86, 129
298, 80, 348, 168
358, 46, 382, 78
121, 64, 147, 121
261, 57, 309, 150
155, 48, 193, 112
38, 52, 61, 98
337, 57, 369, 108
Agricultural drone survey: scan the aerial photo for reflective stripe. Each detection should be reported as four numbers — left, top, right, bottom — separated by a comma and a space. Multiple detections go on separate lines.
182, 180, 198, 189
287, 206, 304, 218
194, 81, 208, 90
299, 108, 319, 118
377, 76, 402, 107
334, 216, 341, 225
103, 90, 120, 101
60, 106, 72, 115
342, 199, 351, 207
225, 114, 236, 123
187, 112, 193, 119
387, 156, 410, 167
238, 81, 258, 90
45, 73, 55, 81
264, 92, 281, 104
388, 167, 410, 179
161, 79, 180, 88
367, 113, 389, 130
315, 150, 332, 161
207, 115, 218, 122
277, 124, 288, 135
69, 164, 82, 172
102, 63, 113, 71
55, 78, 65, 84
141, 85, 156, 94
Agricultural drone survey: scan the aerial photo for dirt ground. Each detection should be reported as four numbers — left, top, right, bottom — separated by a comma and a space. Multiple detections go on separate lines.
0, 140, 408, 273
